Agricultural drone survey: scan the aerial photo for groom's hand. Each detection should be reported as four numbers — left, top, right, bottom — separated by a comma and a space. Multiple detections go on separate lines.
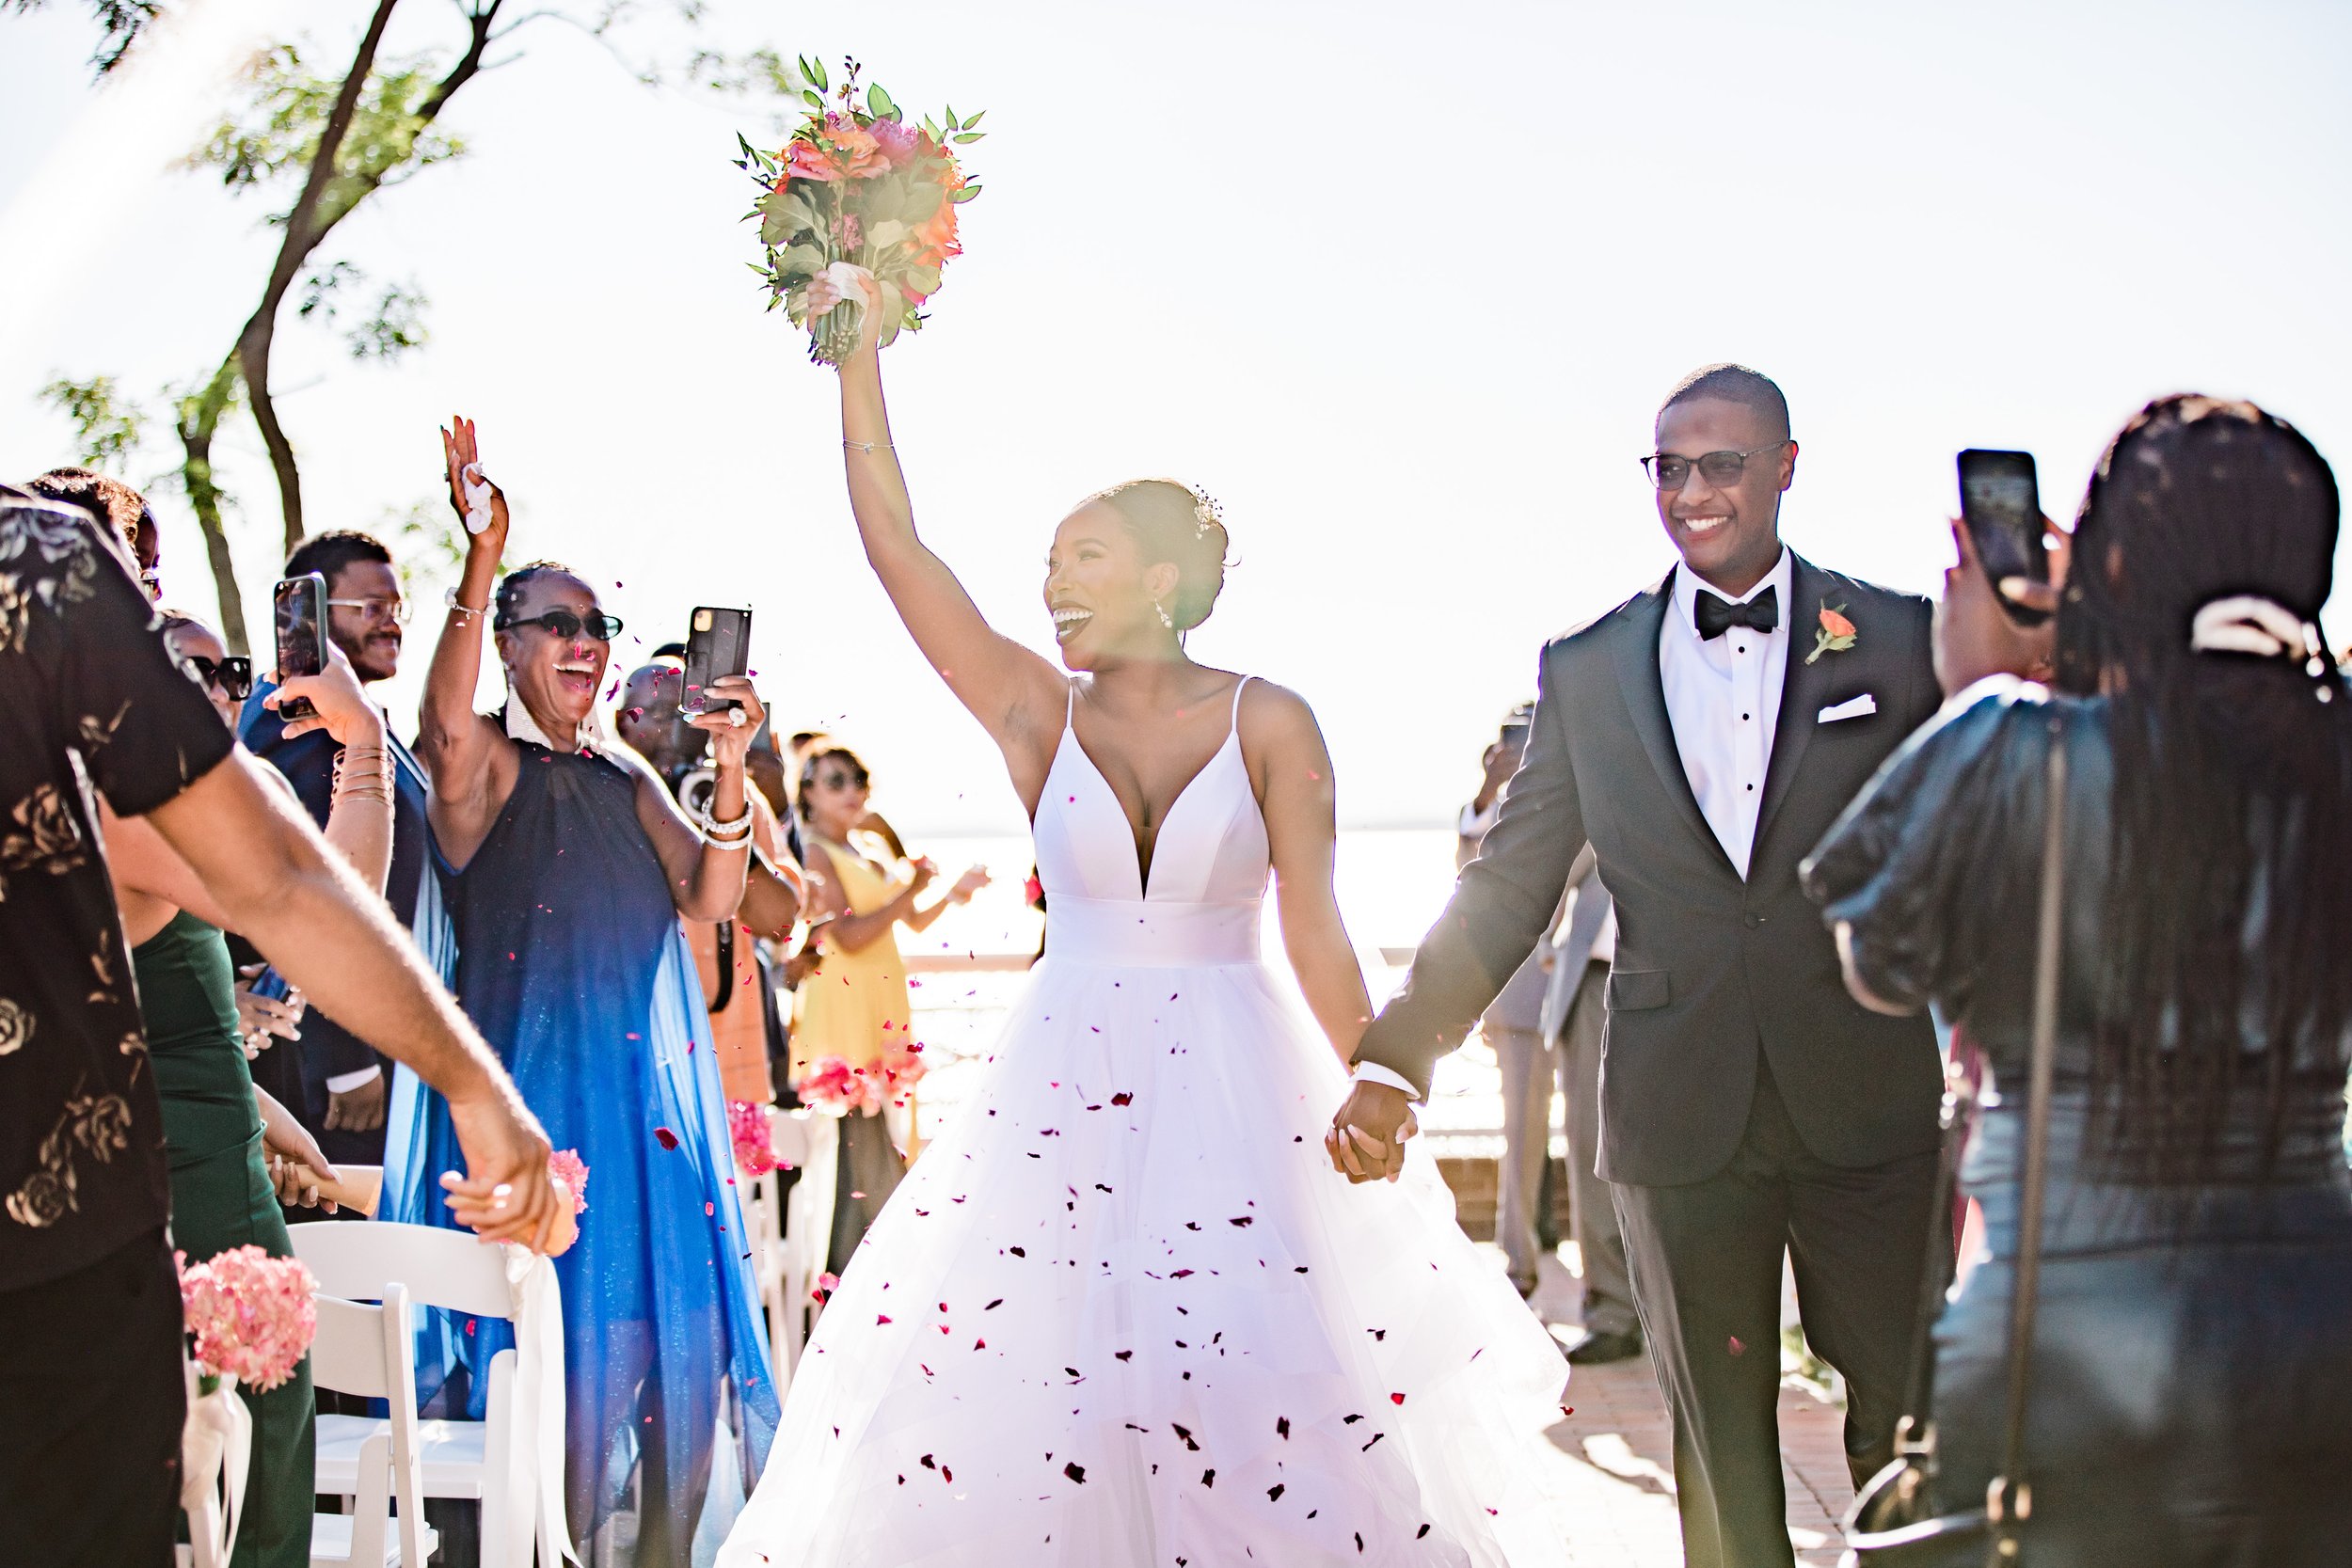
1327, 1081, 1418, 1184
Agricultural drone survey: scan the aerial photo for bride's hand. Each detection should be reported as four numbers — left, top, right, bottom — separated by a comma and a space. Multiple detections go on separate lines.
807, 268, 890, 365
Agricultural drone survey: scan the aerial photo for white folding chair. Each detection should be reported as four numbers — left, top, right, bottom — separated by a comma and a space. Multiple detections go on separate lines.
291, 1222, 555, 1568
178, 1358, 251, 1568
309, 1289, 437, 1567
763, 1105, 839, 1382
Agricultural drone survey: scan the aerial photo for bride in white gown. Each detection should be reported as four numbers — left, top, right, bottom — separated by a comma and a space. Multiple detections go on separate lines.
720, 277, 1569, 1567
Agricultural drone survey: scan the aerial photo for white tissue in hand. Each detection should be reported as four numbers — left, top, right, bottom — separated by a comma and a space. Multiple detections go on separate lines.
461, 462, 495, 536
816, 261, 878, 316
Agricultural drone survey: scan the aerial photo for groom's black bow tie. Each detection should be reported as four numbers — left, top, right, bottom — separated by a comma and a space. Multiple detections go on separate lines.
1693, 585, 1779, 641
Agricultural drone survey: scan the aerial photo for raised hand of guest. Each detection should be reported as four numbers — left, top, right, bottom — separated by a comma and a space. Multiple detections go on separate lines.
946, 864, 991, 905
1932, 515, 2073, 697
686, 675, 768, 771
264, 638, 386, 749
440, 413, 510, 562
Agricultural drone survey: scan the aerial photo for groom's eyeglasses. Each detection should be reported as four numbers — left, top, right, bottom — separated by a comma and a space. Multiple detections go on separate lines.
1641, 441, 1790, 491
496, 608, 624, 642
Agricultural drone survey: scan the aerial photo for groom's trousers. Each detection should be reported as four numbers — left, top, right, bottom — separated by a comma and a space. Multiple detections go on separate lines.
1613, 1058, 1943, 1568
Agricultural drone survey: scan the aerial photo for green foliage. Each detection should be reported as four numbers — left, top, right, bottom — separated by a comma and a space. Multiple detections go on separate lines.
40, 374, 149, 468
6, 0, 165, 77
296, 263, 430, 361
189, 44, 468, 229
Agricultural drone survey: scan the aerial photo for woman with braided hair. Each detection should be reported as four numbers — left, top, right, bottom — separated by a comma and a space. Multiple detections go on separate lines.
1805, 394, 2352, 1565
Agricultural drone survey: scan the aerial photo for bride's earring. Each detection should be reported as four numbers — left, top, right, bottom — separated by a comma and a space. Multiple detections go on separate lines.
1153, 600, 1174, 631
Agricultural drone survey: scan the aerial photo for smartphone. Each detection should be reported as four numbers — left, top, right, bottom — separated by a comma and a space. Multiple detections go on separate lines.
682, 606, 752, 717
1957, 450, 2050, 626
273, 572, 328, 721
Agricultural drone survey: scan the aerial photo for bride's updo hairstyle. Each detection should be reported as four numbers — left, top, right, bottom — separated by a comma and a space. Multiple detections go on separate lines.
1088, 479, 1232, 633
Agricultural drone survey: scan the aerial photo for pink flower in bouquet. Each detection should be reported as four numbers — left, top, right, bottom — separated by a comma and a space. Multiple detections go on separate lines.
548, 1148, 590, 1215
869, 117, 922, 169
178, 1245, 318, 1393
784, 139, 841, 182
799, 1054, 874, 1116
729, 1100, 782, 1176
834, 211, 864, 251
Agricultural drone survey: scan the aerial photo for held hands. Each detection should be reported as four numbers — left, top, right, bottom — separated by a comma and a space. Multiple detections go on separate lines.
439, 1083, 563, 1253
440, 414, 509, 561
264, 639, 385, 748
1325, 1080, 1420, 1184
688, 675, 767, 771
1933, 516, 2074, 697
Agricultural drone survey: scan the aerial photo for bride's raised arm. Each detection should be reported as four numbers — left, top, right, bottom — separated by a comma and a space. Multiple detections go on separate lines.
818, 274, 1067, 771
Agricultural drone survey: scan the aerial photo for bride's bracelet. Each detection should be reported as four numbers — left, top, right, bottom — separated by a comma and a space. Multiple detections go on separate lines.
843, 439, 893, 453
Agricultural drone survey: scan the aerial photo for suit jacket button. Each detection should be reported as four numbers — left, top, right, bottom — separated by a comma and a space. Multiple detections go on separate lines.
1742, 912, 1764, 928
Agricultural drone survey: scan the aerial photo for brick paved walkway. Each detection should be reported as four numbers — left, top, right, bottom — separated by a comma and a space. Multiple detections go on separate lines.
1513, 1250, 1855, 1566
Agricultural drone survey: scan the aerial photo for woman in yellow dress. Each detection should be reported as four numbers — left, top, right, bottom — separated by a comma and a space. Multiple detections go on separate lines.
792, 742, 986, 1267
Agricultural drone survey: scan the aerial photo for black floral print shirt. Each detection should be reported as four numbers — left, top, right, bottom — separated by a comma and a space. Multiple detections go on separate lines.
0, 486, 234, 1289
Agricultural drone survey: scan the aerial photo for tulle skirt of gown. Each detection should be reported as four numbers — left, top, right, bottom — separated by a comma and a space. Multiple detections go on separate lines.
720, 945, 1571, 1567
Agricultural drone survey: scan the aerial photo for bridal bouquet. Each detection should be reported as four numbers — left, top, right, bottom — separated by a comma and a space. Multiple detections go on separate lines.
736, 55, 984, 364
178, 1246, 317, 1394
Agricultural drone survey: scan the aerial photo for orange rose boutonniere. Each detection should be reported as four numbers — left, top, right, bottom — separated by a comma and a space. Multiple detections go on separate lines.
1807, 603, 1858, 665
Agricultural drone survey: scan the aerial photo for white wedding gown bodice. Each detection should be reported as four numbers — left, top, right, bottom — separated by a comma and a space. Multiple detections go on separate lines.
721, 678, 1570, 1567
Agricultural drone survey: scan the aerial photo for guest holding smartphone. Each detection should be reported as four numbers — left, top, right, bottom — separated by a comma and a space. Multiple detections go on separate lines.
399, 417, 790, 1563
1805, 397, 2352, 1565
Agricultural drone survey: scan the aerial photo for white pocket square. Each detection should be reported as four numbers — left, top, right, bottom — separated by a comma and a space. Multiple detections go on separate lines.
1818, 693, 1877, 723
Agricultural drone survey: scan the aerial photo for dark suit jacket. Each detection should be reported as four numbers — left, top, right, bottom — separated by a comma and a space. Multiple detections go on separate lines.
237, 684, 433, 1099
1358, 554, 1945, 1186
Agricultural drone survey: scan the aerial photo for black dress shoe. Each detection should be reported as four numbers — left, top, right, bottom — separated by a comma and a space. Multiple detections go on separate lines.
1561, 1328, 1645, 1366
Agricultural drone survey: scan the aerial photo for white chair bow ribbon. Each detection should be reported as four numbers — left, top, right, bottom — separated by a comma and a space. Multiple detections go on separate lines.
504, 1244, 580, 1564
180, 1362, 251, 1568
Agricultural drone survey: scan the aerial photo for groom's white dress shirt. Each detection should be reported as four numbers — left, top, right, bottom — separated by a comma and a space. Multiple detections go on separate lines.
1661, 546, 1791, 881
1351, 547, 1796, 1102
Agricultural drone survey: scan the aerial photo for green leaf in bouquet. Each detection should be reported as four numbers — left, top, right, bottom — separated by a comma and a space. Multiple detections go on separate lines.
866, 219, 911, 251
802, 89, 825, 110
778, 243, 828, 279
953, 133, 983, 145
960, 110, 986, 130
899, 261, 943, 298
897, 182, 944, 223
803, 55, 829, 91
950, 183, 983, 203
868, 84, 898, 121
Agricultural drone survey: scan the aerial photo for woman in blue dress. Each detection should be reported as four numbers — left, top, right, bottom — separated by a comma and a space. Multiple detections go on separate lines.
389, 416, 796, 1563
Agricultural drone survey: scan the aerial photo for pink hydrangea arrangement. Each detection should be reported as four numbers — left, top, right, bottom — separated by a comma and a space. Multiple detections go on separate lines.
729, 1101, 785, 1177
797, 1054, 883, 1117
736, 55, 984, 363
177, 1246, 317, 1393
548, 1148, 590, 1215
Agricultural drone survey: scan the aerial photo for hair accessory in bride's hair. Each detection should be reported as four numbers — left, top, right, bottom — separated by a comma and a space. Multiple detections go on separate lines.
1187, 485, 1225, 540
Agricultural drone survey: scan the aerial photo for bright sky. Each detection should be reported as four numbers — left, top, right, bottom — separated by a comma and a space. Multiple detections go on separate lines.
6, 0, 2350, 832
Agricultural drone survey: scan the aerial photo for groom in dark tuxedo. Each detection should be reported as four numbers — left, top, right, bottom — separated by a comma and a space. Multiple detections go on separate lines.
1332, 365, 1947, 1568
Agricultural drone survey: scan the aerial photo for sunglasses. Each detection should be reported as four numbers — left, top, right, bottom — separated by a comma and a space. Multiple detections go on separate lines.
326, 595, 410, 626
496, 608, 624, 642
1640, 441, 1789, 491
183, 655, 253, 702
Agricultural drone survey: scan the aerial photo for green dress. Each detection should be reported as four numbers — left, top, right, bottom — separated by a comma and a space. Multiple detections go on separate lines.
137, 911, 314, 1568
